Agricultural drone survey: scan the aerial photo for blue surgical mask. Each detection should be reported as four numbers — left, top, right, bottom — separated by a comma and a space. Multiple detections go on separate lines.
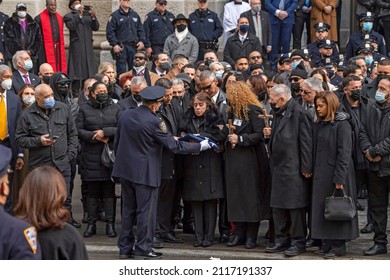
23, 60, 33, 71
239, 24, 250, 33
375, 91, 387, 104
327, 69, 335, 78
291, 61, 299, 69
216, 70, 224, 80
44, 97, 55, 109
365, 56, 373, 65
362, 22, 373, 32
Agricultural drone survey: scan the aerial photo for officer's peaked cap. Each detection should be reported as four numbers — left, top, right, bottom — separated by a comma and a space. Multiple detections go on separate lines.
314, 22, 330, 32
140, 86, 166, 102
0, 145, 12, 177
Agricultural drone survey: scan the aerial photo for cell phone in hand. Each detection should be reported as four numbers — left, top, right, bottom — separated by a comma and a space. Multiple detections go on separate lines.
50, 135, 59, 140
83, 5, 92, 16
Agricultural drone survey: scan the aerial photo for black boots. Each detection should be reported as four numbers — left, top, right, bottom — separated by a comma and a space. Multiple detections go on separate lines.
106, 223, 117, 237
83, 197, 117, 237
84, 197, 98, 237
105, 198, 117, 237
84, 223, 96, 237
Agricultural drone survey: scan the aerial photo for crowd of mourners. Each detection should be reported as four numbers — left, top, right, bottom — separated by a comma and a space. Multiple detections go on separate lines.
1, 0, 390, 260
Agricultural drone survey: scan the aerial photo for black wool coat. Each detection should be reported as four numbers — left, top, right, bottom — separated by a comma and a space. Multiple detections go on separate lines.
225, 105, 263, 222
179, 108, 227, 201
76, 98, 120, 181
311, 118, 359, 241
269, 98, 313, 209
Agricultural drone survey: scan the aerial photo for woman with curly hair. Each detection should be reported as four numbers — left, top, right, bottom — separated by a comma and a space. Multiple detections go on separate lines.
179, 92, 228, 247
14, 166, 88, 260
224, 81, 264, 249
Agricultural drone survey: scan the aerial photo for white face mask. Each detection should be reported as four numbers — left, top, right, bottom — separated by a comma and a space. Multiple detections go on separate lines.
1, 79, 12, 90
17, 11, 27, 18
22, 96, 35, 105
74, 4, 81, 10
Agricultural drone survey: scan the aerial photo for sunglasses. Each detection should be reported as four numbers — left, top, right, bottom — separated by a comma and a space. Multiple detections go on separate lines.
199, 80, 215, 91
301, 89, 312, 95
57, 81, 71, 86
289, 77, 301, 83
250, 56, 261, 60
134, 56, 146, 60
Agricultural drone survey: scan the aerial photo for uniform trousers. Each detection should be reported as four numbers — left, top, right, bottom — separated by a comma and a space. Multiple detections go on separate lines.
192, 199, 218, 243
116, 44, 137, 77
273, 207, 307, 248
118, 179, 159, 256
368, 171, 390, 245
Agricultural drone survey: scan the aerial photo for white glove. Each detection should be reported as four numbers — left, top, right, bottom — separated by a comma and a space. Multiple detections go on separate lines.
200, 139, 211, 151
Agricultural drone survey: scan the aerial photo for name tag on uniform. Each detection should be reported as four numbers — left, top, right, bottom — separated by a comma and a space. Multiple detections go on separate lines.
132, 17, 138, 22
119, 18, 124, 22
208, 18, 214, 23
154, 18, 158, 22
233, 119, 242, 126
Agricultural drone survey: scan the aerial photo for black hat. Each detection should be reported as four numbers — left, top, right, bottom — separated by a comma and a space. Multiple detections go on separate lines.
198, 0, 207, 2
140, 86, 166, 102
337, 60, 347, 71
68, 0, 80, 9
318, 39, 334, 49
290, 62, 307, 79
57, 73, 71, 84
290, 49, 307, 60
277, 53, 291, 65
356, 42, 374, 55
0, 145, 12, 177
16, 2, 26, 10
172, 14, 190, 26
314, 22, 330, 32
176, 73, 191, 85
156, 0, 167, 3
359, 12, 374, 22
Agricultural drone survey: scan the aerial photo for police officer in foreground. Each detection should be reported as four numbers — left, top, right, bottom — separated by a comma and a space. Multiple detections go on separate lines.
189, 0, 223, 61
0, 145, 41, 260
112, 86, 211, 260
144, 0, 175, 58
106, 0, 146, 76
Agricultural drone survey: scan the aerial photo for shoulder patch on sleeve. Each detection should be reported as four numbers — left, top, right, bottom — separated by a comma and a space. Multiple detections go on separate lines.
159, 121, 167, 133
24, 226, 38, 254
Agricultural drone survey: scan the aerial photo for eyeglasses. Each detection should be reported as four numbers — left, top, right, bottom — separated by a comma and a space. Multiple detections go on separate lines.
289, 77, 301, 83
199, 80, 215, 91
134, 56, 146, 60
250, 56, 261, 60
57, 81, 71, 86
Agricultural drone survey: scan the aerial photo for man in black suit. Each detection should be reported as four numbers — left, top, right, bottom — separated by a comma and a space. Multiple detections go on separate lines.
11, 50, 40, 94
240, 0, 272, 55
0, 65, 23, 213
112, 86, 211, 259
118, 76, 147, 111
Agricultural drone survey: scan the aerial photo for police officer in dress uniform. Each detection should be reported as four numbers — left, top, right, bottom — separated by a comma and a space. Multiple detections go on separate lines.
307, 22, 339, 66
0, 145, 41, 260
189, 0, 223, 62
0, 0, 9, 57
112, 86, 211, 260
144, 0, 175, 57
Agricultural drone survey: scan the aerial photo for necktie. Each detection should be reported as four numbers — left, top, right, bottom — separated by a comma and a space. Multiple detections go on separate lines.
0, 93, 7, 140
23, 74, 30, 85
279, 0, 285, 10
255, 13, 259, 24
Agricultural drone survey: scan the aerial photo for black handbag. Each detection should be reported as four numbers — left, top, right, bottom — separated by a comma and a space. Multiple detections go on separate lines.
101, 143, 115, 168
324, 188, 357, 221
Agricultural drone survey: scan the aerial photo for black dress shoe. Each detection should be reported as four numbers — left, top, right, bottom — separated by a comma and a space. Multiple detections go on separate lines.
83, 224, 96, 237
152, 237, 164, 248
265, 242, 290, 253
364, 244, 387, 256
227, 236, 244, 247
119, 252, 134, 259
356, 201, 365, 211
159, 233, 184, 243
219, 233, 230, 243
194, 241, 202, 247
360, 223, 374, 234
284, 245, 306, 257
245, 237, 257, 249
202, 240, 213, 247
106, 223, 117, 237
68, 217, 81, 228
135, 250, 163, 260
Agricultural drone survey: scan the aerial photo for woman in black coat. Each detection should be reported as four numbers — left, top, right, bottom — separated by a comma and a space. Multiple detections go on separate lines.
179, 92, 228, 247
224, 81, 264, 249
311, 91, 359, 259
76, 82, 121, 238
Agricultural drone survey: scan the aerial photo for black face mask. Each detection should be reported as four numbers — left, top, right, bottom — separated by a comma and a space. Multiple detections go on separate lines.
205, 59, 213, 66
58, 87, 70, 97
257, 92, 266, 102
290, 83, 301, 93
123, 88, 131, 98
176, 24, 187, 32
350, 89, 361, 101
159, 62, 171, 71
42, 75, 51, 85
173, 95, 184, 102
133, 94, 142, 103
96, 93, 109, 103
270, 103, 280, 112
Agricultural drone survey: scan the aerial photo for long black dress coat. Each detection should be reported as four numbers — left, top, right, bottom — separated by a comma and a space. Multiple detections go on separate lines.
311, 118, 359, 240
269, 98, 313, 209
179, 108, 228, 201
64, 11, 99, 80
225, 105, 263, 222
76, 97, 120, 181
